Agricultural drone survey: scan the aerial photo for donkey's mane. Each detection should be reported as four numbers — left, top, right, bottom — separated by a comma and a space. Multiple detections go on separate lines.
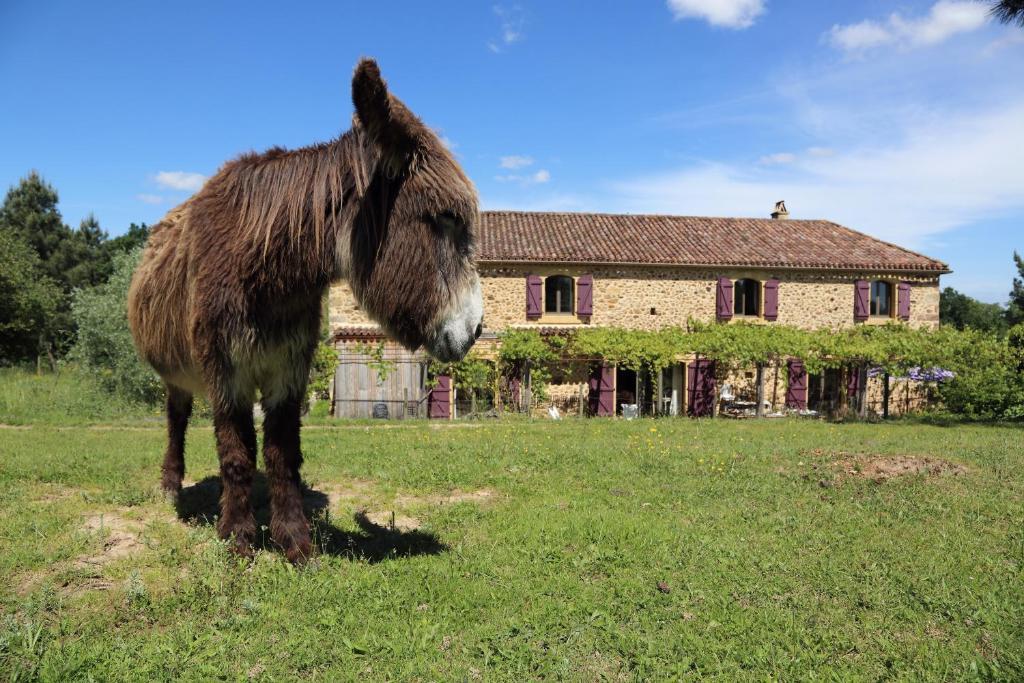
218, 123, 377, 259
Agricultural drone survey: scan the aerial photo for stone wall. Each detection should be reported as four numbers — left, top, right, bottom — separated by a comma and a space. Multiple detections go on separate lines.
329, 265, 941, 334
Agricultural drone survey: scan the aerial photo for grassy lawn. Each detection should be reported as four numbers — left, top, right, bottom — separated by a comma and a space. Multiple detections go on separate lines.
1, 401, 1022, 679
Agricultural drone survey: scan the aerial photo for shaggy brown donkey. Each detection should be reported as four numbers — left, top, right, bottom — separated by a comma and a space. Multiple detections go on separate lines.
128, 59, 483, 563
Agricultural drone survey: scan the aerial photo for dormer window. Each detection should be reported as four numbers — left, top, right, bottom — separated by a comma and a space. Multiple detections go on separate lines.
733, 279, 761, 317
545, 275, 574, 314
870, 280, 892, 317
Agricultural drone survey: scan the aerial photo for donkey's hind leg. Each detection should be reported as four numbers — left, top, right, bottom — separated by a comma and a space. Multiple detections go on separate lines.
161, 385, 193, 501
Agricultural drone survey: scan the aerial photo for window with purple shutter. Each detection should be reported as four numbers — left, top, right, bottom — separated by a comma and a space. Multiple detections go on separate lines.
526, 275, 542, 319
576, 274, 594, 316
716, 277, 733, 321
763, 278, 779, 321
853, 280, 870, 322
897, 282, 911, 320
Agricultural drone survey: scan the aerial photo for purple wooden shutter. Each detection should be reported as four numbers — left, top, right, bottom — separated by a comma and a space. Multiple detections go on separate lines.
785, 359, 807, 410
688, 359, 716, 417
716, 277, 733, 321
897, 282, 911, 321
846, 365, 861, 398
854, 280, 870, 322
576, 274, 593, 316
428, 375, 451, 419
763, 278, 779, 321
526, 275, 542, 319
598, 363, 615, 416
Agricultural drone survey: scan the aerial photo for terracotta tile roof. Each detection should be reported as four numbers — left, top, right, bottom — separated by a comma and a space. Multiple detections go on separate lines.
476, 211, 949, 273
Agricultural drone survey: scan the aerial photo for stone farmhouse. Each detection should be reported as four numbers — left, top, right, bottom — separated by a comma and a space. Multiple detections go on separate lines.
327, 203, 948, 419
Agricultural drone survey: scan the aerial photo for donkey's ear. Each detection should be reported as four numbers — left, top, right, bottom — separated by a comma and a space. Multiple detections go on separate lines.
351, 58, 422, 168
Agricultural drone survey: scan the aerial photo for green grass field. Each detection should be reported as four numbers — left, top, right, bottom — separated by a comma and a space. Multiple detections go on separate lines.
1, 377, 1022, 680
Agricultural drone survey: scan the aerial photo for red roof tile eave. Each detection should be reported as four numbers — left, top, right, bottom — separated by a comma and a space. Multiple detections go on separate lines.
476, 257, 951, 275
474, 210, 950, 274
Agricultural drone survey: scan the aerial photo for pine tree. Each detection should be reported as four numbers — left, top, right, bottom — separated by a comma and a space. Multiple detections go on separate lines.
0, 171, 72, 277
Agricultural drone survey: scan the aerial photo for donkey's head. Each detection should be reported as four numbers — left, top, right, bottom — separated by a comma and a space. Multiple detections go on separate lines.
347, 59, 483, 362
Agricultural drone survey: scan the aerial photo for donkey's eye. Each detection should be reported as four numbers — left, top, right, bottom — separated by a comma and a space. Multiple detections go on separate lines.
434, 212, 463, 237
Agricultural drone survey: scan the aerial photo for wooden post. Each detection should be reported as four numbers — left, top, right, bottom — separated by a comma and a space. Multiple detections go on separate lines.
403, 387, 409, 420
755, 363, 765, 418
882, 372, 890, 419
771, 362, 779, 413
470, 388, 477, 417
524, 364, 532, 415
578, 384, 586, 418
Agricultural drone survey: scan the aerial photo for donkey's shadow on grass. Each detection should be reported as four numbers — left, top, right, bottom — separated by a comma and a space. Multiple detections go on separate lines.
174, 475, 447, 563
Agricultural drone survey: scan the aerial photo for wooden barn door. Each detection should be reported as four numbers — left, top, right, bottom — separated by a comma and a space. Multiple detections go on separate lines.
428, 375, 451, 419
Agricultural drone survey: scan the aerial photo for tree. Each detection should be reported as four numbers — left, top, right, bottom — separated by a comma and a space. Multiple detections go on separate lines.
106, 222, 150, 254
70, 248, 163, 404
0, 171, 71, 279
939, 287, 1007, 333
57, 213, 115, 290
0, 231, 62, 364
988, 0, 1024, 26
1007, 251, 1024, 327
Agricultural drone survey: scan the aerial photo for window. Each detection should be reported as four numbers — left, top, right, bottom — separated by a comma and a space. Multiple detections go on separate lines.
733, 279, 760, 317
870, 280, 892, 317
545, 275, 574, 314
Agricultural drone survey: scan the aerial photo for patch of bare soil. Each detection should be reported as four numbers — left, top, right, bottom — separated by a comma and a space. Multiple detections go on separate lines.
320, 478, 495, 532
32, 484, 80, 503
74, 513, 146, 569
395, 488, 494, 507
360, 511, 423, 533
833, 454, 968, 484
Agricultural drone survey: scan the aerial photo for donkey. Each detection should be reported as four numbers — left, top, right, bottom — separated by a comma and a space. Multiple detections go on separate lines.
128, 59, 484, 563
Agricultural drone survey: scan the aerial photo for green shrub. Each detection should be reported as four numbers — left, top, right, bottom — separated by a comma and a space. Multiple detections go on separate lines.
70, 248, 162, 405
308, 342, 338, 401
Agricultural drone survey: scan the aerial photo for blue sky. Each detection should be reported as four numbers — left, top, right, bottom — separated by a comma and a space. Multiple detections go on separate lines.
1, 0, 1021, 303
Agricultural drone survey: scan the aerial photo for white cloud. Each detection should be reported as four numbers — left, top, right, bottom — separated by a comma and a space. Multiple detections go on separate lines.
828, 1, 989, 54
136, 193, 164, 204
666, 0, 765, 29
758, 152, 796, 165
489, 5, 525, 52
608, 100, 1024, 248
154, 171, 207, 191
806, 146, 835, 158
828, 20, 894, 52
495, 168, 551, 185
499, 155, 534, 169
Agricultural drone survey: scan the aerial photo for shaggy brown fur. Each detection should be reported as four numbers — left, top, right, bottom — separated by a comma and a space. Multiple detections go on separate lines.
128, 59, 482, 562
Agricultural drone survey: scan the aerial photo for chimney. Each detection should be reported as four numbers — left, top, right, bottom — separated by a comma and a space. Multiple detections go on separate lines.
771, 200, 789, 220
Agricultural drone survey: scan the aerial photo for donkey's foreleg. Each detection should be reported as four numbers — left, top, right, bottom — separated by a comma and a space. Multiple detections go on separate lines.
213, 405, 258, 557
262, 395, 311, 564
161, 385, 193, 500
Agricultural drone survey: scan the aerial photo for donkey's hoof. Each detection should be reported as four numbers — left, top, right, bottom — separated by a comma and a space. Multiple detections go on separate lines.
274, 527, 313, 565
227, 536, 255, 559
160, 483, 182, 504
283, 538, 313, 566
